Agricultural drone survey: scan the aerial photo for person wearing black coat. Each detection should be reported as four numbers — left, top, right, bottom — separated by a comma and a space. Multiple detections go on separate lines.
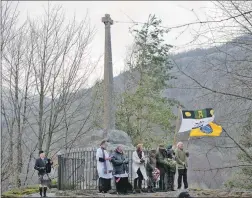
166, 145, 176, 191
110, 145, 132, 194
34, 151, 53, 197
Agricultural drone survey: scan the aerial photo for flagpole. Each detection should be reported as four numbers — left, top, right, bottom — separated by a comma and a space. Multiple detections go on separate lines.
173, 105, 181, 147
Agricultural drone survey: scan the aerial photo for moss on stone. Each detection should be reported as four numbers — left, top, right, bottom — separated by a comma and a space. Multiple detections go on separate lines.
2, 185, 39, 197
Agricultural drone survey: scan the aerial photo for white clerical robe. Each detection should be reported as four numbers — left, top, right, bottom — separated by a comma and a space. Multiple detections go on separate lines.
96, 147, 113, 179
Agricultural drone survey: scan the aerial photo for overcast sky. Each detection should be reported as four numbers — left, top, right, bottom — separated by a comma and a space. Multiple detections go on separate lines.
16, 1, 216, 87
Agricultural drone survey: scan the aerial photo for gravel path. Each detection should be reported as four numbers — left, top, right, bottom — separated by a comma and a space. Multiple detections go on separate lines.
25, 189, 185, 197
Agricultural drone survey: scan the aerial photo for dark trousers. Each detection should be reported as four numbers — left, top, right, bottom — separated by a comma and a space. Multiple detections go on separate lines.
98, 178, 111, 193
147, 174, 155, 188
166, 171, 175, 190
134, 168, 143, 190
177, 169, 188, 189
159, 173, 165, 191
115, 177, 129, 193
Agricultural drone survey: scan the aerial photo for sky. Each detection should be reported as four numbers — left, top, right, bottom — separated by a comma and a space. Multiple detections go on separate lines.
16, 1, 216, 88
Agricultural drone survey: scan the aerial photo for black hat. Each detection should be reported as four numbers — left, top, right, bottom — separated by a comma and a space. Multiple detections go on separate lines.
39, 150, 44, 155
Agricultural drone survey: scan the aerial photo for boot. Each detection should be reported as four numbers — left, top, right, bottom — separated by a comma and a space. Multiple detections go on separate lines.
43, 187, 47, 197
134, 178, 137, 189
148, 186, 155, 193
138, 179, 142, 193
39, 187, 43, 197
134, 178, 139, 192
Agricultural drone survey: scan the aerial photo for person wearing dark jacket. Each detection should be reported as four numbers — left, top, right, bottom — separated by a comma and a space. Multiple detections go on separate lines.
110, 145, 132, 195
146, 149, 158, 192
166, 145, 176, 191
34, 151, 53, 197
156, 144, 168, 191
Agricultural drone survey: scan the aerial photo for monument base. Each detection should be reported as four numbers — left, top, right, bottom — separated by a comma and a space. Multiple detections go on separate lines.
106, 129, 135, 150
79, 129, 134, 150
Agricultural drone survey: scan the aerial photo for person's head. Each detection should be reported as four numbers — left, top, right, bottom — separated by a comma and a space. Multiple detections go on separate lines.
136, 144, 143, 152
116, 145, 123, 154
39, 151, 45, 158
158, 144, 166, 151
158, 144, 167, 155
178, 191, 192, 198
177, 142, 184, 150
100, 139, 108, 149
167, 145, 173, 150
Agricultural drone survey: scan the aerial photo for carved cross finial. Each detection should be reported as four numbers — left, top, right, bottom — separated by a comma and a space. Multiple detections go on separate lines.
102, 14, 113, 25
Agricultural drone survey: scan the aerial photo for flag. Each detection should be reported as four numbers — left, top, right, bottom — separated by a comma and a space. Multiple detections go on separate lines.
179, 108, 215, 133
189, 122, 222, 137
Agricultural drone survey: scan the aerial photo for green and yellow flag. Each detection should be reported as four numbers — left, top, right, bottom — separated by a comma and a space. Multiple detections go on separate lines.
190, 122, 222, 137
178, 108, 223, 137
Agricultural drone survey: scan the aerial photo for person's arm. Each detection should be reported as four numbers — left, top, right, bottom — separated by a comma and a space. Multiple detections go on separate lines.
111, 154, 123, 166
141, 152, 146, 164
96, 148, 107, 162
175, 149, 184, 165
132, 151, 141, 164
156, 153, 166, 165
49, 158, 53, 165
34, 159, 41, 171
123, 157, 129, 164
146, 159, 154, 172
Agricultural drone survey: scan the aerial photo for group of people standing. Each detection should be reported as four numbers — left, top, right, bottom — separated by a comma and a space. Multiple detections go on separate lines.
96, 140, 189, 195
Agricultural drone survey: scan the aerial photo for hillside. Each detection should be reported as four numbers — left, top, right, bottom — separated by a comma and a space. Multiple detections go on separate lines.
111, 35, 251, 188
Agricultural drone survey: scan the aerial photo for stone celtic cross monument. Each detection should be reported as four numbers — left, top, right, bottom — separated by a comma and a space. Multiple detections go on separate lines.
102, 14, 115, 137
101, 14, 134, 149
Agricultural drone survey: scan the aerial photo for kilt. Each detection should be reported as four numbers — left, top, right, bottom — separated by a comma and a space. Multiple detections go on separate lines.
38, 174, 51, 187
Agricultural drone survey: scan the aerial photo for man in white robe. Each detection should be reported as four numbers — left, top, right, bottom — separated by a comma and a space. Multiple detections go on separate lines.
96, 140, 113, 193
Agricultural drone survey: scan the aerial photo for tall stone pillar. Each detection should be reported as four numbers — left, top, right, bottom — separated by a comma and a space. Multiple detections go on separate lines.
102, 14, 115, 137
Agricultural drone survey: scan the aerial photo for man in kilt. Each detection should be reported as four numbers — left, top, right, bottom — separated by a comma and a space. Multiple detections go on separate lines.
34, 151, 53, 197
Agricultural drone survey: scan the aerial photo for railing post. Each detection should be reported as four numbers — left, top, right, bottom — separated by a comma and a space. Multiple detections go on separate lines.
58, 154, 62, 190
72, 157, 75, 189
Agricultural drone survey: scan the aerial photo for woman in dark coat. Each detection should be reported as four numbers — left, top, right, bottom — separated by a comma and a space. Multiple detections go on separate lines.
146, 149, 158, 192
110, 145, 132, 195
166, 145, 176, 191
156, 144, 168, 191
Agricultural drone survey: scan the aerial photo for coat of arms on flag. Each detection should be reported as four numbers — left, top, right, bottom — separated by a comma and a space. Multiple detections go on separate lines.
178, 108, 222, 137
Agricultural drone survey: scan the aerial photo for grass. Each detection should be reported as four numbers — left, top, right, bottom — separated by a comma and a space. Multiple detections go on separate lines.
2, 185, 39, 197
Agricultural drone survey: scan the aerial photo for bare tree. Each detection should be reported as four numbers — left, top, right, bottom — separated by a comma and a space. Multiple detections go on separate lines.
1, 2, 98, 189
1, 1, 32, 188
26, 5, 96, 154
0, 1, 19, 53
2, 20, 35, 187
